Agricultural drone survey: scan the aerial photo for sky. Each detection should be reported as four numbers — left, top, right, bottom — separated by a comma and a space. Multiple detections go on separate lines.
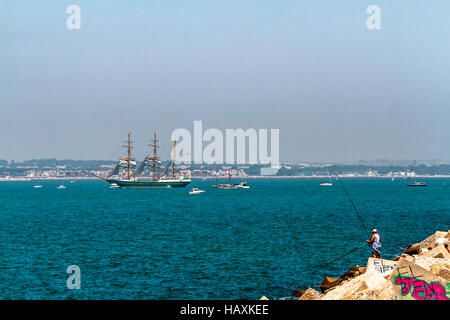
2, 0, 450, 162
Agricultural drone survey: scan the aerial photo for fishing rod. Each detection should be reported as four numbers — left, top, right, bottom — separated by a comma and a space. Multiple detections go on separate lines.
310, 244, 365, 269
307, 176, 371, 270
337, 176, 371, 238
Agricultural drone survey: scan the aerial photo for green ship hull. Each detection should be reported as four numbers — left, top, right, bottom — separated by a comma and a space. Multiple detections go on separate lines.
107, 178, 191, 188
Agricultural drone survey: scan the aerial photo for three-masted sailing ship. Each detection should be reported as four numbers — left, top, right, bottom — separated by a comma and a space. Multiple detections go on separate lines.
95, 131, 191, 188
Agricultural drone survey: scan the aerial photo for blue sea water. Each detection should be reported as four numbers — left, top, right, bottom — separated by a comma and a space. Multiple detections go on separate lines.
0, 178, 448, 299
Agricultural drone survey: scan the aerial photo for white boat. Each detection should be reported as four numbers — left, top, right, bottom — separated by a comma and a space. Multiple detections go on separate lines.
320, 173, 333, 186
57, 185, 66, 189
319, 182, 333, 186
33, 185, 43, 188
109, 183, 119, 188
235, 181, 250, 189
189, 188, 205, 194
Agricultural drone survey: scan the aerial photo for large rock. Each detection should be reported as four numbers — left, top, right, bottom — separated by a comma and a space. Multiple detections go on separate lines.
404, 243, 420, 255
320, 266, 387, 300
298, 288, 322, 300
351, 279, 395, 300
366, 258, 397, 277
420, 244, 450, 259
417, 231, 448, 250
430, 264, 450, 281
413, 256, 450, 271
292, 289, 305, 297
394, 253, 414, 262
319, 265, 366, 293
320, 276, 338, 293
389, 258, 449, 300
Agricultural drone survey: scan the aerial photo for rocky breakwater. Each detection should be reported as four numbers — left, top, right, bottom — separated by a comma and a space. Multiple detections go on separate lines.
264, 230, 450, 300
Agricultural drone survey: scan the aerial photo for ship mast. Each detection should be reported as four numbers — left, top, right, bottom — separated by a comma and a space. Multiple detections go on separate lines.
120, 132, 135, 180
171, 140, 176, 178
148, 130, 160, 181
413, 160, 417, 183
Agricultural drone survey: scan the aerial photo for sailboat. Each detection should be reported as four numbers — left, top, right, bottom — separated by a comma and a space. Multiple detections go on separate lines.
95, 131, 191, 188
407, 160, 426, 187
213, 172, 238, 189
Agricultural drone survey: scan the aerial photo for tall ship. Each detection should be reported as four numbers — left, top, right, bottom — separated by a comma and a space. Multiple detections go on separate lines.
95, 131, 191, 188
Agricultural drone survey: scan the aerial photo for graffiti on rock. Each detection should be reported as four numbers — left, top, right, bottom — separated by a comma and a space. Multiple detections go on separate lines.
393, 266, 449, 300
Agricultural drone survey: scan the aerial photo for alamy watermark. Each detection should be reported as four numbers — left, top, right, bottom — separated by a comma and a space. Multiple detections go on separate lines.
65, 5, 381, 31
171, 121, 279, 166
366, 5, 381, 30
66, 5, 81, 30
66, 265, 81, 289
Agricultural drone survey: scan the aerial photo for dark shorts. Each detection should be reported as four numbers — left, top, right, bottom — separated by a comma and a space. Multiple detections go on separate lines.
372, 247, 381, 257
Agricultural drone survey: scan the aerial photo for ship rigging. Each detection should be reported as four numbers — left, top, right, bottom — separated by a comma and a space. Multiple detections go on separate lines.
95, 131, 191, 188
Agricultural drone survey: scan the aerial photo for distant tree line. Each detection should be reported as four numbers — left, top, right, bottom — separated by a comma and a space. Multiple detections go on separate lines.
2, 159, 450, 176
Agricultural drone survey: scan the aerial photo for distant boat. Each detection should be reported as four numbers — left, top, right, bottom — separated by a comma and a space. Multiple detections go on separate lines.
95, 132, 191, 188
408, 181, 427, 187
213, 172, 238, 189
320, 172, 333, 186
235, 181, 250, 189
407, 161, 426, 187
33, 185, 43, 188
57, 185, 66, 189
189, 188, 205, 194
109, 183, 119, 188
70, 180, 75, 183
319, 182, 333, 186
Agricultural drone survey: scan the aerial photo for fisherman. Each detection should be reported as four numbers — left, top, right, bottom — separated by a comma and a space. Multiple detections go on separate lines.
366, 228, 381, 258
445, 243, 450, 254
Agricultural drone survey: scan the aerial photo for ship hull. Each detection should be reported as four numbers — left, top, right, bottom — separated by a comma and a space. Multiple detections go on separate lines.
107, 178, 191, 188
407, 183, 427, 187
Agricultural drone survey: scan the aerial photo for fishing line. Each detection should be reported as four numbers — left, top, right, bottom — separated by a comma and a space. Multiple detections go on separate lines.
305, 176, 371, 271
337, 176, 371, 238
310, 244, 365, 269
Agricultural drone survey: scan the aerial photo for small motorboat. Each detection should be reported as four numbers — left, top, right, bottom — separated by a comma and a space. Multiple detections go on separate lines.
320, 172, 333, 186
33, 185, 43, 188
57, 185, 66, 189
235, 181, 250, 189
189, 188, 205, 194
319, 182, 333, 186
109, 183, 119, 188
407, 181, 427, 187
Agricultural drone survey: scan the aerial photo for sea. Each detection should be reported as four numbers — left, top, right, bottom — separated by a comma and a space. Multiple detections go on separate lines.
0, 178, 448, 299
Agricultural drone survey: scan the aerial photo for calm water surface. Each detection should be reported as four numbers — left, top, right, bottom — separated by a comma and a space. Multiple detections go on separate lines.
0, 178, 448, 299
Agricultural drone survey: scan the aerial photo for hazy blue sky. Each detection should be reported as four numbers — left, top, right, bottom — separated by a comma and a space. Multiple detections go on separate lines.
2, 1, 450, 162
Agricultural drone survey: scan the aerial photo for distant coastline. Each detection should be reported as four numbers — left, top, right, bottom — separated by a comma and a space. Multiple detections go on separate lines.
2, 175, 450, 182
